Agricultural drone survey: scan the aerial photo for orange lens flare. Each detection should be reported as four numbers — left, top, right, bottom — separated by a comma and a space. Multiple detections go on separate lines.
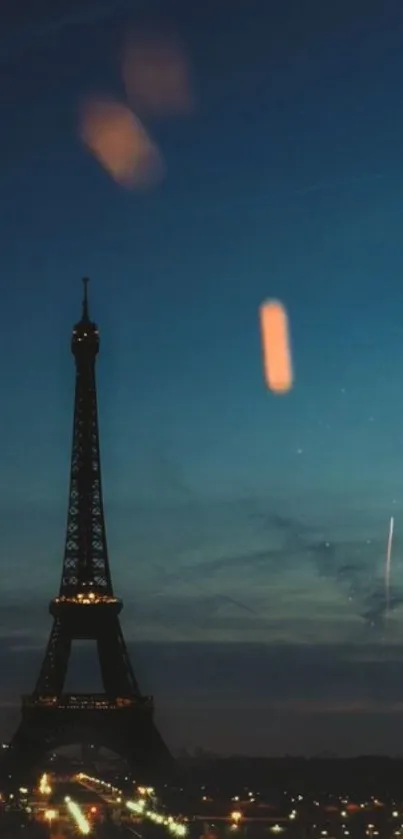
122, 32, 194, 116
259, 300, 293, 393
78, 99, 164, 189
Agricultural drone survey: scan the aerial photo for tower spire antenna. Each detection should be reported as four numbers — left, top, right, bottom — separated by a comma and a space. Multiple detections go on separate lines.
82, 276, 90, 321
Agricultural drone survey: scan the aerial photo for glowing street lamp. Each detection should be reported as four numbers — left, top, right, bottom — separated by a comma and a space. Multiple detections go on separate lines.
45, 808, 57, 826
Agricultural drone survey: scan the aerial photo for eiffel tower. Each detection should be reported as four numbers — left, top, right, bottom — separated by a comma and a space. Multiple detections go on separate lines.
2, 279, 171, 785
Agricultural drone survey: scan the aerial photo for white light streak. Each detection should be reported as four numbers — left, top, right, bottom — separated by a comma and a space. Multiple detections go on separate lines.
385, 515, 395, 616
65, 797, 91, 835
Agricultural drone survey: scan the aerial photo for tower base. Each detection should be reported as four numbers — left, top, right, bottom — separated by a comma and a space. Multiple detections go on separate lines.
1, 695, 172, 787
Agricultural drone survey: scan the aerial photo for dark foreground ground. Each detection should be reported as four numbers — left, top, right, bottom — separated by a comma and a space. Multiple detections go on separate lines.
179, 755, 403, 797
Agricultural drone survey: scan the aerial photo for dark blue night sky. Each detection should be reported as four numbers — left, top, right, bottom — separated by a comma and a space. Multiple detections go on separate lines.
2, 0, 403, 756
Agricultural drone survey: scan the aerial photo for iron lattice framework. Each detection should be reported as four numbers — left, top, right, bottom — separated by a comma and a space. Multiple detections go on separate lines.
62, 298, 113, 595
1, 279, 172, 786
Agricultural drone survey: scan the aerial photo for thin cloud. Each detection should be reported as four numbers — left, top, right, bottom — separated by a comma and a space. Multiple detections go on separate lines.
3, 640, 403, 753
0, 0, 134, 62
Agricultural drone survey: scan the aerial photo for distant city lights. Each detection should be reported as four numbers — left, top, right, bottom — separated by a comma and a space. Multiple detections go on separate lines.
39, 772, 52, 796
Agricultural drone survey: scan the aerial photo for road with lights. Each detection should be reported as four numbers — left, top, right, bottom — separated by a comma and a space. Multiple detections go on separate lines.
25, 772, 190, 837
5, 769, 403, 839
30, 773, 109, 834
76, 772, 188, 836
23, 772, 304, 837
